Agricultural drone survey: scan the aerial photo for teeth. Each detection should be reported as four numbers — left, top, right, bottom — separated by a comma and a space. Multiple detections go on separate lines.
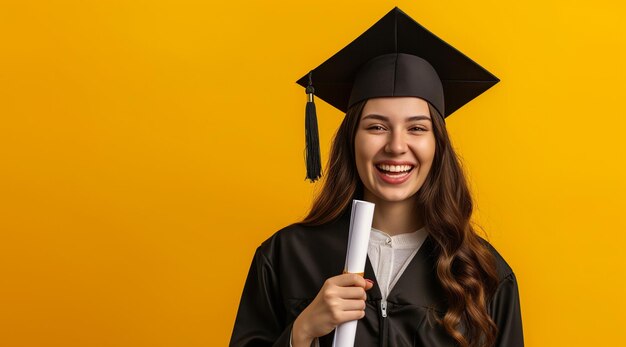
376, 164, 413, 172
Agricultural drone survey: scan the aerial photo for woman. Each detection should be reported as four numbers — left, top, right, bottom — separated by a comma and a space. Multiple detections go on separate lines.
230, 7, 523, 347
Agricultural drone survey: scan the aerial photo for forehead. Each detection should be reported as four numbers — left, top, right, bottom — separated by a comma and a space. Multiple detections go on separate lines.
361, 97, 431, 118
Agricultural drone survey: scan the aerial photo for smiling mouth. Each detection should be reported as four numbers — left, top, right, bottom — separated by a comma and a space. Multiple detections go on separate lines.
375, 164, 414, 177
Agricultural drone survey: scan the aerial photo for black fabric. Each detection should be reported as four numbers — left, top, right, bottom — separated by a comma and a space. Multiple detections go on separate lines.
229, 211, 524, 347
295, 7, 500, 119
348, 53, 445, 117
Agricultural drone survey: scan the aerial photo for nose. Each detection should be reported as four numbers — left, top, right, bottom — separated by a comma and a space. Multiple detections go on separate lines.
384, 130, 408, 154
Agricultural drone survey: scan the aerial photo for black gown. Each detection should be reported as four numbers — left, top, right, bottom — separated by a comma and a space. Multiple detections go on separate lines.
229, 210, 524, 347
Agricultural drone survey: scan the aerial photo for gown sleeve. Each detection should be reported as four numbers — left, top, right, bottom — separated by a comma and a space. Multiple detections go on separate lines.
488, 272, 525, 347
229, 246, 293, 347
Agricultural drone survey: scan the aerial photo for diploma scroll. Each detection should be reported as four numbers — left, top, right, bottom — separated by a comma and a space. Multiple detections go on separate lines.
332, 199, 375, 347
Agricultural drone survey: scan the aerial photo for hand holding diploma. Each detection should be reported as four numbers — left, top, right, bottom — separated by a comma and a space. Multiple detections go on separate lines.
291, 200, 375, 347
332, 200, 375, 347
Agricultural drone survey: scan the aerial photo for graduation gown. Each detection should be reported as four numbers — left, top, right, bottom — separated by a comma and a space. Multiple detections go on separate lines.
229, 210, 524, 347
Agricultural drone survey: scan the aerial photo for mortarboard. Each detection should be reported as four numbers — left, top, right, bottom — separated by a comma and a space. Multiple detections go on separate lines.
296, 6, 500, 183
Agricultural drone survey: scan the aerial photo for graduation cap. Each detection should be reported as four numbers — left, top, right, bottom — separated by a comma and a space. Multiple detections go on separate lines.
296, 6, 500, 183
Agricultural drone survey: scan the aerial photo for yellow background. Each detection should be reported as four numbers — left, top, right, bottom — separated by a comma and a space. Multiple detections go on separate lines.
1, 0, 624, 346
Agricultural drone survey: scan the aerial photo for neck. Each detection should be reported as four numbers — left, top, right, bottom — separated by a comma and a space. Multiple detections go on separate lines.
363, 190, 425, 236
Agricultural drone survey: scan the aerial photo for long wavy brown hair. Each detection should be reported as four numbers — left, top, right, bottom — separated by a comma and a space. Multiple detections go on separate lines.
299, 98, 500, 347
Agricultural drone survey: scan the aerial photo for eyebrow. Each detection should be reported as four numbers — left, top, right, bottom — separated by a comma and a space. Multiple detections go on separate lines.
361, 114, 432, 122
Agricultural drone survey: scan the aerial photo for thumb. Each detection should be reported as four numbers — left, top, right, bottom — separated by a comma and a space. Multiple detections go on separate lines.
364, 278, 375, 290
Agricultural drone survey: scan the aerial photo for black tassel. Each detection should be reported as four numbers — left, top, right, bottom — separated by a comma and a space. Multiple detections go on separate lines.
305, 71, 322, 182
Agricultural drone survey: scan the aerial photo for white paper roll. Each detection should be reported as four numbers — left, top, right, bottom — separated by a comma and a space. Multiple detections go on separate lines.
332, 199, 375, 347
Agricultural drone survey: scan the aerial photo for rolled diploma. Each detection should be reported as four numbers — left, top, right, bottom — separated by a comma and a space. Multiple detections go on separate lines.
332, 199, 375, 347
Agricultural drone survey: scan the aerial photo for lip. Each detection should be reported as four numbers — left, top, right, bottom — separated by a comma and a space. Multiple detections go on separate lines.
374, 164, 415, 185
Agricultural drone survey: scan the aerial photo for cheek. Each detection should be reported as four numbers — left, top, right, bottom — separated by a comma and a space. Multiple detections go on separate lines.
354, 133, 375, 175
414, 137, 436, 166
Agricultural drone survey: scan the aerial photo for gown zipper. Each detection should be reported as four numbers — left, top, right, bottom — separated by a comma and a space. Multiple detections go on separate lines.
380, 299, 388, 347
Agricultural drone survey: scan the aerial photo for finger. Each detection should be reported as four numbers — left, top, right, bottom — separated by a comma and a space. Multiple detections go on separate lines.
337, 286, 367, 299
340, 298, 367, 311
364, 279, 375, 290
338, 309, 366, 322
332, 273, 367, 288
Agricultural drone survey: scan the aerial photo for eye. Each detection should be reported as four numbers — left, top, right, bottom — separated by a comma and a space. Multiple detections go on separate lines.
367, 125, 386, 131
410, 126, 427, 132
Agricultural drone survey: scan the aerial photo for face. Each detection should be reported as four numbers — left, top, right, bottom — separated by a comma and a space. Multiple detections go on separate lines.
355, 97, 436, 204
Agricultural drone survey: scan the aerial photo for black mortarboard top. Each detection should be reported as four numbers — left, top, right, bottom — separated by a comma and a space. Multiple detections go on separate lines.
297, 6, 499, 182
